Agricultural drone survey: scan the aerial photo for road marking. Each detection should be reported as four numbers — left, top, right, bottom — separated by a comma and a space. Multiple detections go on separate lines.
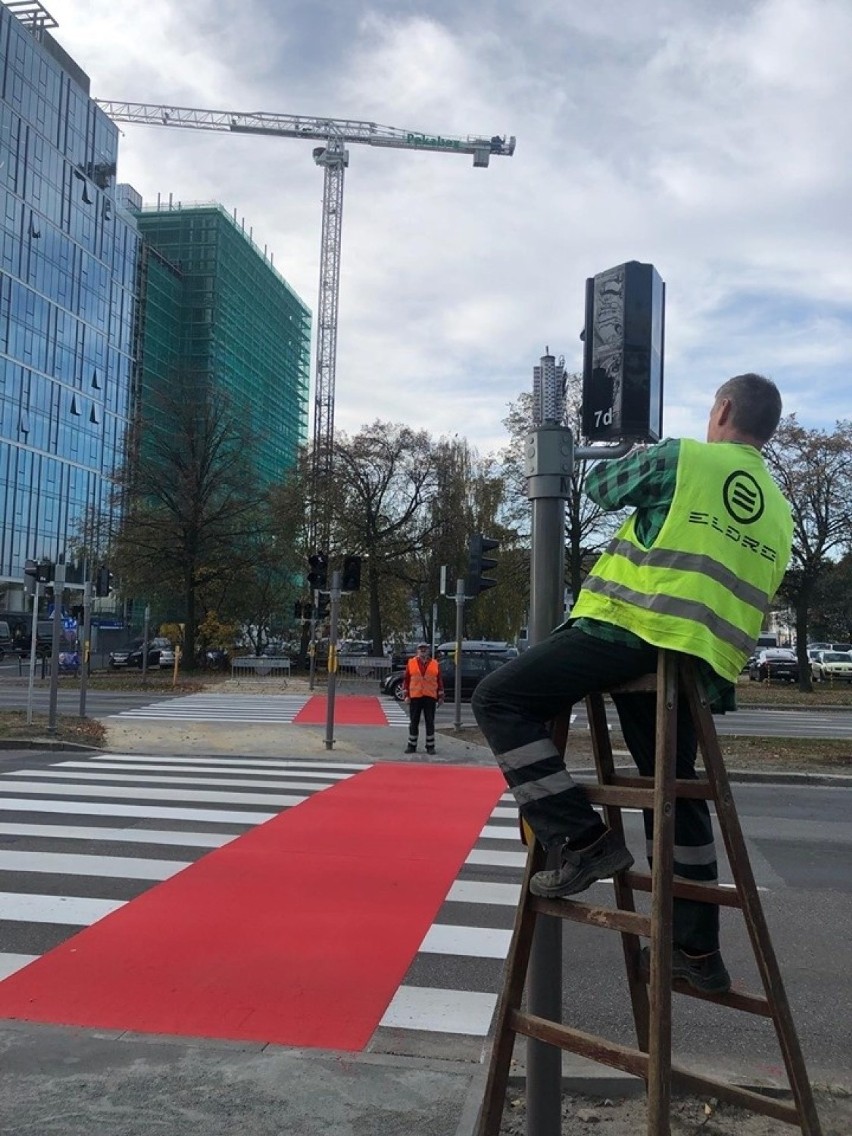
11, 769, 338, 792
0, 850, 190, 880
0, 823, 237, 848
84, 754, 371, 771
0, 954, 38, 981
420, 924, 511, 959
446, 879, 522, 906
466, 848, 527, 869
53, 760, 354, 780
0, 799, 275, 824
0, 891, 124, 925
1, 781, 308, 808
379, 986, 497, 1036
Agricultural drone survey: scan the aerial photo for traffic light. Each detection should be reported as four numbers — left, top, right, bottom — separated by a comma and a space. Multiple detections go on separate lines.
315, 592, 330, 620
341, 554, 361, 592
293, 600, 303, 620
307, 551, 328, 590
466, 534, 499, 597
35, 560, 54, 584
95, 565, 113, 596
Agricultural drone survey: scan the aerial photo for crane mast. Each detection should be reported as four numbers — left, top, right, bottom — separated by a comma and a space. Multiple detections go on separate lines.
95, 100, 516, 553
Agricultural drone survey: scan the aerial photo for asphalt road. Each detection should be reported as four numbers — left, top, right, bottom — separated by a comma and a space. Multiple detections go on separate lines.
0, 745, 848, 1082
1, 673, 851, 737
546, 781, 852, 1082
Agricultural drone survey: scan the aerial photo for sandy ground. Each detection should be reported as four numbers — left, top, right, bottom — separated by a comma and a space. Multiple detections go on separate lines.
498, 1086, 852, 1134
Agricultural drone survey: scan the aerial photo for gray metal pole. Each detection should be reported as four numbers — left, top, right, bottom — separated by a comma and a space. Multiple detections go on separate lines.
525, 428, 569, 1136
26, 581, 40, 726
308, 595, 318, 691
453, 578, 464, 730
79, 579, 92, 718
522, 421, 637, 1135
324, 570, 341, 750
142, 605, 150, 681
47, 559, 66, 735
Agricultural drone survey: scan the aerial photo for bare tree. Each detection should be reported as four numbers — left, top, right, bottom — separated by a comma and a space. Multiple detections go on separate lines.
330, 422, 444, 652
501, 376, 625, 601
763, 415, 852, 688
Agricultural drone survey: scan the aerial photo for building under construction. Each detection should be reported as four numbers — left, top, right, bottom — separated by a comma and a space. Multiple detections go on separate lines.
130, 199, 311, 487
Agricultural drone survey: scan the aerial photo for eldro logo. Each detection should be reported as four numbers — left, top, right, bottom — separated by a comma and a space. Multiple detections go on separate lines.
723, 471, 764, 524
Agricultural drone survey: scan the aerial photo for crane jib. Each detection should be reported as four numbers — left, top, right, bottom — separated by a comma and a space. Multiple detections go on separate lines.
405, 133, 463, 150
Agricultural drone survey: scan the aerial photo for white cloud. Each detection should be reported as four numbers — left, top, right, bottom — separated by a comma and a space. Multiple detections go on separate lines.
47, 0, 852, 455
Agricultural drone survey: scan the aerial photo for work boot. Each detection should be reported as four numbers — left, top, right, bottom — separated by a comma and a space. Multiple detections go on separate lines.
404, 744, 416, 754
638, 946, 731, 995
529, 829, 634, 898
426, 745, 435, 755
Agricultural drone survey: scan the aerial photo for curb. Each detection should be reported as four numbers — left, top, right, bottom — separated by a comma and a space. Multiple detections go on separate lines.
0, 738, 100, 752
1, 737, 850, 785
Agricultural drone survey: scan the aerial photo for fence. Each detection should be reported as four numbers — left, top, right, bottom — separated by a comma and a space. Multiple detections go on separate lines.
336, 655, 394, 679
230, 656, 292, 678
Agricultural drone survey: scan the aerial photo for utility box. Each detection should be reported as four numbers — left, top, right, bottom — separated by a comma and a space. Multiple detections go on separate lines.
581, 260, 665, 443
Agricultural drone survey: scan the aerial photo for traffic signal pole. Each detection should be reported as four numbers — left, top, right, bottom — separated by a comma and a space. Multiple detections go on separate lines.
522, 343, 646, 1136
26, 582, 40, 726
453, 578, 465, 730
324, 570, 342, 750
524, 423, 570, 1136
79, 579, 92, 718
46, 558, 66, 735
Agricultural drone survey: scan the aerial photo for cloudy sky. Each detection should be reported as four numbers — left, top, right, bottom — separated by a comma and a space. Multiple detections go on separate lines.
49, 0, 852, 456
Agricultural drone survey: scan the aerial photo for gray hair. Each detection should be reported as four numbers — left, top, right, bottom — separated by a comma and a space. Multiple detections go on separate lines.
715, 373, 782, 444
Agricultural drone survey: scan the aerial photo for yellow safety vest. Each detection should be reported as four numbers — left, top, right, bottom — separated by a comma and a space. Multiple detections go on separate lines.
571, 439, 793, 681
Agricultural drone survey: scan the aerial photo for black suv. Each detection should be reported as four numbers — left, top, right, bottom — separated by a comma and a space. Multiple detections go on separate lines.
381, 642, 517, 703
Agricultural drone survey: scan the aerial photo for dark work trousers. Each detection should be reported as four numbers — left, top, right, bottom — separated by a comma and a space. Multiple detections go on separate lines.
470, 625, 720, 953
408, 697, 437, 750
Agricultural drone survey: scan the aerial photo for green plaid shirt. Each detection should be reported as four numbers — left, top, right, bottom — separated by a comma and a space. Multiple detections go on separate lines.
571, 438, 736, 711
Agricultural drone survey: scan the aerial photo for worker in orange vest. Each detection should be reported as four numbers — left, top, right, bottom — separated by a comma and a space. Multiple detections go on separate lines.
403, 643, 444, 755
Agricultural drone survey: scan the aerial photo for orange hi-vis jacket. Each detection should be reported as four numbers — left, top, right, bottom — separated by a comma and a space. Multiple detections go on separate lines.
404, 656, 442, 699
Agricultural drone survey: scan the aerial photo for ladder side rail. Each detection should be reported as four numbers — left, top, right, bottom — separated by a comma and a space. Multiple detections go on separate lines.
646, 650, 679, 1136
682, 659, 824, 1136
475, 835, 545, 1136
586, 689, 651, 1052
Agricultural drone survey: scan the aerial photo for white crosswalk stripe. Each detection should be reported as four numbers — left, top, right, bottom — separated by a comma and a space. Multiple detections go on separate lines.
109, 693, 411, 725
111, 694, 313, 722
0, 750, 528, 1048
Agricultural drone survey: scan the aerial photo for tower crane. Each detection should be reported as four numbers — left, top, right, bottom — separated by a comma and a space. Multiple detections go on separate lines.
95, 100, 516, 553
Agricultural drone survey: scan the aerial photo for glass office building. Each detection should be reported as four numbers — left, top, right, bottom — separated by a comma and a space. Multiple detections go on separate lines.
134, 203, 311, 487
0, 2, 139, 606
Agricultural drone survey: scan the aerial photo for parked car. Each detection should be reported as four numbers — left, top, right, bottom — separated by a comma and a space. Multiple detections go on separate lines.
748, 648, 800, 683
14, 620, 56, 659
110, 637, 175, 670
810, 650, 852, 683
381, 643, 516, 703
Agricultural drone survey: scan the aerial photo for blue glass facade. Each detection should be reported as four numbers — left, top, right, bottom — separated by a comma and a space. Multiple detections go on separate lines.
0, 4, 139, 604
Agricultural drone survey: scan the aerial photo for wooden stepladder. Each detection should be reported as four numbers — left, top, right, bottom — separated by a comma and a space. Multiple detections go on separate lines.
477, 650, 823, 1136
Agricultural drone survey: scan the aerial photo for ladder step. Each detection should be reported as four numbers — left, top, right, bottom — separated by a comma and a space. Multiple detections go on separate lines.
530, 896, 769, 1015
508, 1011, 799, 1125
531, 896, 651, 936
624, 870, 744, 909
583, 778, 714, 807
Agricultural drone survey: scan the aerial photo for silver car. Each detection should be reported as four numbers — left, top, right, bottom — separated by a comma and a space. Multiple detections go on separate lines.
810, 650, 852, 683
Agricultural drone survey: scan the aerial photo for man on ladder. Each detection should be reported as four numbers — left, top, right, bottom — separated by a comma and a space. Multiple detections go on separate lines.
472, 372, 793, 994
